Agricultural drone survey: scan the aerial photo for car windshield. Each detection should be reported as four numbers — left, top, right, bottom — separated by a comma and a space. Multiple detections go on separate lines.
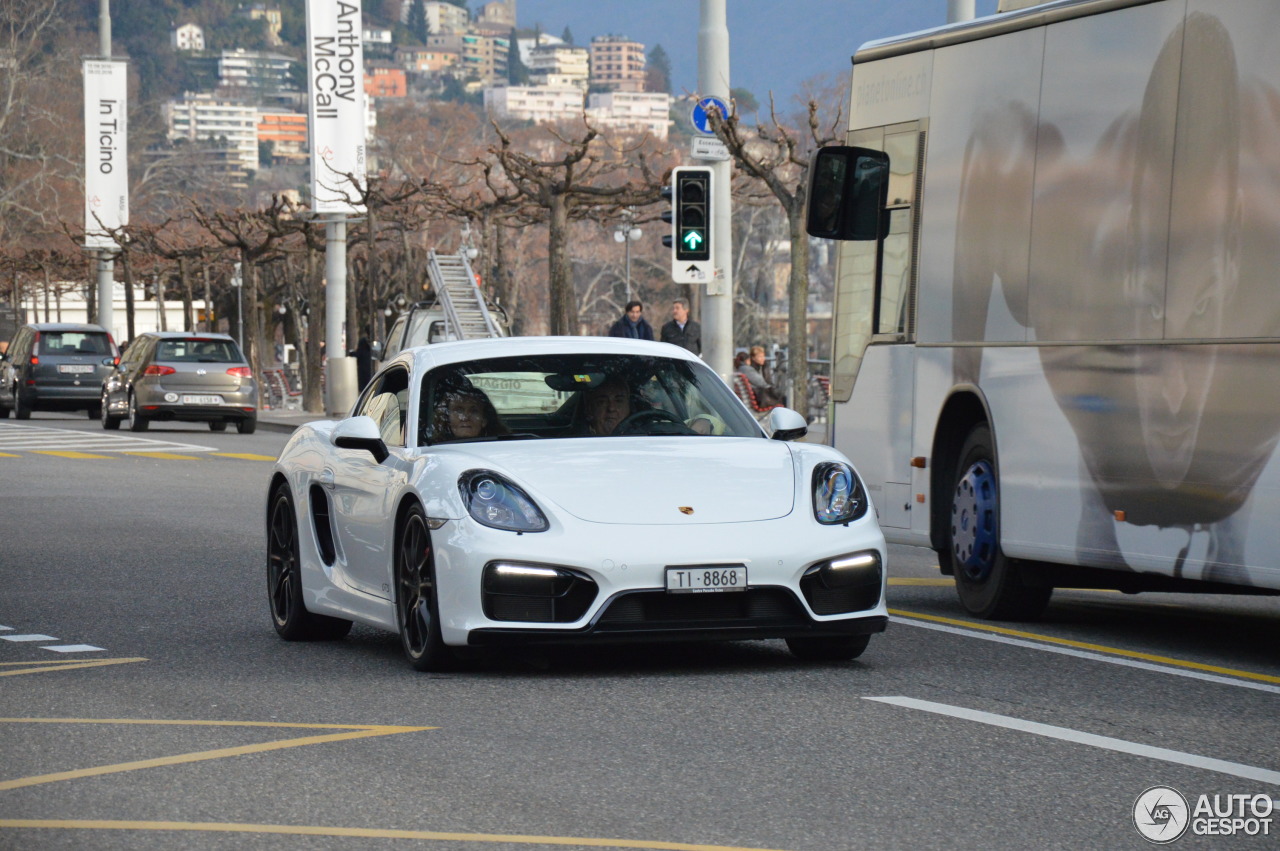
155, 338, 242, 363
37, 331, 113, 356
420, 353, 762, 444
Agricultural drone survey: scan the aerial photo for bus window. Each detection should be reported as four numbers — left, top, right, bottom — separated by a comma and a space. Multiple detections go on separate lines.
875, 129, 922, 337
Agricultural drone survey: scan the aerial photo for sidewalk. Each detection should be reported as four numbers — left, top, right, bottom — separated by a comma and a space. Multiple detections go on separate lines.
256, 409, 338, 434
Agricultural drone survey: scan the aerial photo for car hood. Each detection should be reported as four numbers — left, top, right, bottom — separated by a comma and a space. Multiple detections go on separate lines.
441, 437, 797, 525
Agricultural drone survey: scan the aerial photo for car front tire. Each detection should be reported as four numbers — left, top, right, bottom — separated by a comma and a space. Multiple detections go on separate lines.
101, 392, 121, 430
14, 390, 30, 420
267, 485, 352, 641
948, 424, 1052, 620
786, 634, 871, 662
126, 392, 149, 432
237, 416, 257, 435
396, 504, 457, 672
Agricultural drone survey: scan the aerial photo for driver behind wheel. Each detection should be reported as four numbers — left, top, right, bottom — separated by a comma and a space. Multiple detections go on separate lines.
583, 376, 633, 435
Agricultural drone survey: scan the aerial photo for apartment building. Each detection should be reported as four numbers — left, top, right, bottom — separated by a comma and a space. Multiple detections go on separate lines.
589, 35, 646, 93
586, 91, 672, 140
171, 22, 204, 52
528, 44, 589, 90
257, 112, 308, 164
484, 85, 584, 124
165, 94, 260, 172
366, 63, 408, 99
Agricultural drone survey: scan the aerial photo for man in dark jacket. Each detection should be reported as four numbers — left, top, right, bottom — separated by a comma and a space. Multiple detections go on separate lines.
607, 300, 654, 340
659, 298, 701, 355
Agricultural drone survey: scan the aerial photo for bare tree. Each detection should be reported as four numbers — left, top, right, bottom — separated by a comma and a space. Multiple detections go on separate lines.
489, 123, 667, 335
710, 94, 844, 418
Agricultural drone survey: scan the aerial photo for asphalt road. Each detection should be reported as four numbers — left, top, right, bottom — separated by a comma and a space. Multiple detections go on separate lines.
1, 414, 1278, 850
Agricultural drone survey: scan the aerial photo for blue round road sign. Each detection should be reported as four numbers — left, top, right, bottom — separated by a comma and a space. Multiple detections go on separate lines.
691, 96, 729, 135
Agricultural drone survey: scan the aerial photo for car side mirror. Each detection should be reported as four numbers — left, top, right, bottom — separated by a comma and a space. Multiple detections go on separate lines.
332, 415, 390, 463
767, 407, 808, 442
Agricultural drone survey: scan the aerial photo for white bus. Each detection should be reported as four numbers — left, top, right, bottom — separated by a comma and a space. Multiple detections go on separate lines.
807, 0, 1280, 619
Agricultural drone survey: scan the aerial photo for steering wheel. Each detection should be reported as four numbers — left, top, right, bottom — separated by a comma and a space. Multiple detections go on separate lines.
613, 408, 690, 435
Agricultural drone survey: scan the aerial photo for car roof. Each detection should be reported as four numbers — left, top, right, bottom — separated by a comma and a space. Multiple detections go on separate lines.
139, 331, 237, 341
26, 323, 110, 333
406, 336, 702, 372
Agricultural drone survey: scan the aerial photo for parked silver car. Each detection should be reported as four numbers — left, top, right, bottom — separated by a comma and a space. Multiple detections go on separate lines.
101, 332, 258, 433
0, 323, 119, 419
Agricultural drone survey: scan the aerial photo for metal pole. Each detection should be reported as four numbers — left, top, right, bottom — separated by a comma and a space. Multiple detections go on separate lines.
948, 0, 976, 23
95, 0, 114, 335
699, 0, 733, 378
325, 215, 358, 416
625, 234, 632, 302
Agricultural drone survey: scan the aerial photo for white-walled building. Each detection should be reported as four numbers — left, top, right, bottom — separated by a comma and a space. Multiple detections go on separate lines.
527, 44, 589, 89
404, 0, 470, 33
165, 94, 260, 172
484, 85, 584, 124
587, 91, 672, 140
171, 22, 205, 52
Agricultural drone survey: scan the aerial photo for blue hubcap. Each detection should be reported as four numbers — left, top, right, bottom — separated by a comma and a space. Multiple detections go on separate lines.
951, 459, 998, 582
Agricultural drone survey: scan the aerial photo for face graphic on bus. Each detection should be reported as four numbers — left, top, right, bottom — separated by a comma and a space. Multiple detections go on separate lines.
1126, 14, 1241, 488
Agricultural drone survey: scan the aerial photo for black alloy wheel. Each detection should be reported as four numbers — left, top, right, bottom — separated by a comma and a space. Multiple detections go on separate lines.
126, 392, 149, 432
396, 505, 457, 672
947, 423, 1052, 620
786, 633, 871, 662
267, 485, 352, 641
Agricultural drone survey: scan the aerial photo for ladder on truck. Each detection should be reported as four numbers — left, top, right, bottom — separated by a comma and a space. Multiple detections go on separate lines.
427, 250, 505, 340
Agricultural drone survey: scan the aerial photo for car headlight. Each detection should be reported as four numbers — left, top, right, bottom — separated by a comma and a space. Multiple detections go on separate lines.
812, 462, 868, 525
459, 470, 549, 533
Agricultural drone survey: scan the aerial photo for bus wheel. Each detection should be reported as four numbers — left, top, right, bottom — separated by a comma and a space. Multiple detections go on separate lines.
948, 424, 1052, 620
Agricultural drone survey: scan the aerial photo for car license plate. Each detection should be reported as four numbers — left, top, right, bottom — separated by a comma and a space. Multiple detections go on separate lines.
181, 395, 224, 405
665, 565, 747, 593
58, 364, 94, 374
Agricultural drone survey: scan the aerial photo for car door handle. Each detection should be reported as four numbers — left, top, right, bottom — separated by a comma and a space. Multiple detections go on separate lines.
319, 469, 335, 488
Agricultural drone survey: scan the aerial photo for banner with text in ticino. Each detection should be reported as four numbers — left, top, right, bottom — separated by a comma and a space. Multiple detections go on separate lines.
83, 60, 129, 249
306, 0, 367, 214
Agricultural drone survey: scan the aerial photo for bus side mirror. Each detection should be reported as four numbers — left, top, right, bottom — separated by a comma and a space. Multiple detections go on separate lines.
806, 146, 890, 241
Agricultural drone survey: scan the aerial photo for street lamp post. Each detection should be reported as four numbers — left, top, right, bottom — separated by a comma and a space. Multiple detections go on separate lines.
612, 208, 642, 302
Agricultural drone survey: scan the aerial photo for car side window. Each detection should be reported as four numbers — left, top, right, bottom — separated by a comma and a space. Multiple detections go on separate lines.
357, 366, 410, 448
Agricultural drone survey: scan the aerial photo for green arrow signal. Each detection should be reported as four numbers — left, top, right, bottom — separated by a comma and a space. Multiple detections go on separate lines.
682, 230, 704, 250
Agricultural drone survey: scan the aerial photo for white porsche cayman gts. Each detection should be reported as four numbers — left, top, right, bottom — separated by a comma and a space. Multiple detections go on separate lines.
266, 337, 887, 670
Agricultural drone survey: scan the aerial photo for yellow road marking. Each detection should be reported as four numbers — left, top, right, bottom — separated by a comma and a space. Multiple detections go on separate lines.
29, 450, 113, 459
0, 820, 791, 851
0, 658, 146, 677
0, 719, 435, 792
888, 577, 954, 586
0, 452, 18, 457
123, 452, 204, 460
889, 608, 1280, 685
210, 452, 276, 461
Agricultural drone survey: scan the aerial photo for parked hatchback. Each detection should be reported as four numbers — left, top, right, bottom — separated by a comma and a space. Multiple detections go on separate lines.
101, 332, 258, 433
0, 323, 119, 419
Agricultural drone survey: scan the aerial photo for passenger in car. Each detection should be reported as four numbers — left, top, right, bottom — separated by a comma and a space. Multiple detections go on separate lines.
429, 381, 508, 442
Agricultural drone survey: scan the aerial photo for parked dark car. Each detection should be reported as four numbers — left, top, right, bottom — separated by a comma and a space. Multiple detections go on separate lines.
0, 323, 119, 420
101, 332, 258, 433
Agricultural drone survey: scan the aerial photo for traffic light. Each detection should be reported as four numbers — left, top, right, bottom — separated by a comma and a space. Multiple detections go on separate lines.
673, 166, 711, 262
666, 166, 713, 283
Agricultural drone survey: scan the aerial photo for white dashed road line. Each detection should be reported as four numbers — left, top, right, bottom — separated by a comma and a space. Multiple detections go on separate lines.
0, 627, 107, 653
0, 423, 215, 455
41, 645, 105, 653
1, 635, 58, 643
865, 696, 1280, 786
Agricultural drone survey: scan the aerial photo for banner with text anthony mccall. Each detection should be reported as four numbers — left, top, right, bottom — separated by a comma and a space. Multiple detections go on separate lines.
306, 0, 366, 214
83, 60, 129, 250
